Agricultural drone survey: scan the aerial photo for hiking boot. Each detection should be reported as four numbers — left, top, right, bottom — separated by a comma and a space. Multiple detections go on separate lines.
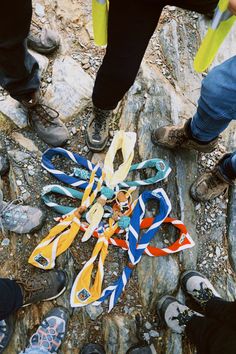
80, 343, 106, 354
16, 269, 67, 306
158, 295, 202, 334
0, 190, 44, 234
0, 315, 14, 353
27, 21, 60, 54
21, 92, 69, 147
151, 119, 219, 153
0, 151, 9, 176
181, 270, 221, 307
190, 154, 235, 202
86, 106, 112, 152
23, 307, 69, 353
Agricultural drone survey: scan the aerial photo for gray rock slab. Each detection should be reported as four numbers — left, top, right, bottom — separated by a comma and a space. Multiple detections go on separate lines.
45, 56, 93, 121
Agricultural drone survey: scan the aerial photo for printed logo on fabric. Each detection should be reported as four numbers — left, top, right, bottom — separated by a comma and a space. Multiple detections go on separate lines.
77, 288, 91, 302
179, 234, 186, 244
34, 254, 49, 267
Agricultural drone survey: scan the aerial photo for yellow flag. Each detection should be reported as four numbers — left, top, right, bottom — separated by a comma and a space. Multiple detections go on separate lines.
92, 0, 109, 46
194, 0, 236, 72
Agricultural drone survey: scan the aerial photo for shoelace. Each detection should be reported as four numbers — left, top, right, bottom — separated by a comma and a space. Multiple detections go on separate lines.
192, 282, 214, 303
171, 307, 195, 327
0, 197, 23, 236
93, 188, 171, 312
28, 103, 59, 127
92, 108, 110, 139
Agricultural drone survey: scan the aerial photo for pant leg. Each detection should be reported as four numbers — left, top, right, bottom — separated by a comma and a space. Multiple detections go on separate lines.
92, 0, 164, 110
186, 315, 236, 354
191, 56, 236, 142
169, 0, 218, 14
0, 1, 40, 101
0, 278, 23, 320
205, 298, 236, 329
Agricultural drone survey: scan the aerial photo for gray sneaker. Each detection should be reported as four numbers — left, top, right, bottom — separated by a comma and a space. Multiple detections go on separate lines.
0, 315, 14, 354
23, 307, 69, 353
158, 296, 202, 334
0, 190, 44, 234
190, 154, 235, 202
21, 92, 69, 147
181, 270, 221, 306
151, 119, 219, 153
86, 106, 112, 152
27, 20, 60, 54
17, 270, 67, 306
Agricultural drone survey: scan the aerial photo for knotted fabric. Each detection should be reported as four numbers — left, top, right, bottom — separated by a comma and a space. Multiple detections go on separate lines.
28, 165, 105, 270
90, 188, 171, 312
82, 131, 136, 242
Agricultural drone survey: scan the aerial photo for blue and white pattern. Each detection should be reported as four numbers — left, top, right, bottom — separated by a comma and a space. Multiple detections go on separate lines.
93, 188, 171, 312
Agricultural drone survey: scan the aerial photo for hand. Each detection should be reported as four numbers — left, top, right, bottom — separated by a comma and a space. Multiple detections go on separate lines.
229, 0, 236, 15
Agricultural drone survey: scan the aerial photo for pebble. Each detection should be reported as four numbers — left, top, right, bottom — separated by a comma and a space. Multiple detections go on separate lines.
143, 333, 150, 342
35, 3, 45, 17
145, 322, 152, 330
209, 253, 214, 258
149, 330, 159, 338
83, 146, 89, 153
16, 180, 22, 186
1, 238, 10, 246
85, 304, 103, 320
28, 170, 34, 176
215, 246, 221, 258
71, 127, 77, 135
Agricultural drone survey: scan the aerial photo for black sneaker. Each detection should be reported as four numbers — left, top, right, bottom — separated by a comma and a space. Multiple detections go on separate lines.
23, 307, 69, 353
16, 270, 67, 306
181, 270, 221, 306
80, 343, 106, 354
158, 295, 202, 334
86, 106, 112, 152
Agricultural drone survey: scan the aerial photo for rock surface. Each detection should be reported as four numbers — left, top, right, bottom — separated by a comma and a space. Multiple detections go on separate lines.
0, 2, 235, 354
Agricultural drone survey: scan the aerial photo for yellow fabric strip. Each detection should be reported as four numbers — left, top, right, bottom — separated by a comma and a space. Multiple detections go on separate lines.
92, 0, 109, 46
82, 131, 136, 242
29, 165, 104, 270
194, 0, 236, 72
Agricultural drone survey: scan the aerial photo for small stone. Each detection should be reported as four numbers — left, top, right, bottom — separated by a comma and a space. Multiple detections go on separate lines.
215, 246, 221, 258
209, 253, 214, 258
16, 180, 22, 186
143, 333, 150, 342
149, 330, 159, 338
85, 304, 103, 320
124, 306, 129, 314
35, 3, 45, 17
71, 127, 77, 135
1, 238, 10, 246
28, 170, 34, 176
83, 146, 89, 153
145, 322, 152, 330
195, 203, 201, 211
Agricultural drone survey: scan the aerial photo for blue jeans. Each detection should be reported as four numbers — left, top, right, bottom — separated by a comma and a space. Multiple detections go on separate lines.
191, 56, 236, 178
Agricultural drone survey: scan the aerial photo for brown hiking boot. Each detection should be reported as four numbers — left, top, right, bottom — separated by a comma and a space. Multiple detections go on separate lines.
86, 106, 112, 152
27, 20, 60, 54
16, 269, 67, 306
21, 92, 69, 146
190, 155, 235, 202
151, 119, 219, 153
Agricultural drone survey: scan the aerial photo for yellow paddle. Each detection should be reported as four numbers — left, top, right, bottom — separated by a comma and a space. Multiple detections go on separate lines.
194, 0, 236, 72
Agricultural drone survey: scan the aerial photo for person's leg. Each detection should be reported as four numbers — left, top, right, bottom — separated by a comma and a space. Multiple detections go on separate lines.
191, 56, 236, 142
206, 297, 236, 330
186, 315, 236, 354
169, 0, 218, 14
87, 0, 164, 152
0, 278, 23, 320
0, 1, 40, 101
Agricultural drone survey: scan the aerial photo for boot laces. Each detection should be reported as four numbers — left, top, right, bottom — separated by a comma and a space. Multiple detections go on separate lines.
92, 109, 110, 139
0, 197, 23, 236
171, 307, 194, 327
16, 275, 48, 302
169, 129, 186, 144
192, 282, 214, 303
29, 103, 59, 127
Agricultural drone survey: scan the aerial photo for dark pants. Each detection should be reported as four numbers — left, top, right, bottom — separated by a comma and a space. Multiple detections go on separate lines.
0, 1, 39, 101
92, 0, 218, 109
0, 278, 23, 320
186, 298, 236, 354
0, 1, 217, 105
